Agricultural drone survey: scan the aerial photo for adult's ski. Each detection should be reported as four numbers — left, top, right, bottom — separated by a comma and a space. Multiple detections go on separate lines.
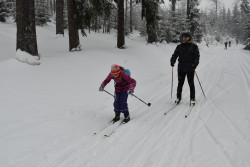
185, 103, 195, 118
164, 102, 180, 115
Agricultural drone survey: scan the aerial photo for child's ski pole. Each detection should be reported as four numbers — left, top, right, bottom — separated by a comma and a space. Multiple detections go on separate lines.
132, 94, 151, 107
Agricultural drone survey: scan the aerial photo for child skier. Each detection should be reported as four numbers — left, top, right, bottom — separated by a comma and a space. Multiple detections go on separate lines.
99, 64, 136, 123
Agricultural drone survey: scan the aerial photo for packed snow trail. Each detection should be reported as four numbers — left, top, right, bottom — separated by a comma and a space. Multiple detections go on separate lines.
0, 23, 250, 167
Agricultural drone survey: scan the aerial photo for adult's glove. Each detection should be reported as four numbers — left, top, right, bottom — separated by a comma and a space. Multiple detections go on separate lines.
171, 61, 175, 67
127, 89, 134, 95
99, 85, 104, 92
192, 64, 197, 70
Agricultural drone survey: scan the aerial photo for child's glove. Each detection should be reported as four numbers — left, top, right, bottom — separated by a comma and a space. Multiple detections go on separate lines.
127, 89, 134, 95
99, 85, 104, 92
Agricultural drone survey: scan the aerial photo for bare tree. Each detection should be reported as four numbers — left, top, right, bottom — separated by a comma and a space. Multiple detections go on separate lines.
16, 0, 38, 56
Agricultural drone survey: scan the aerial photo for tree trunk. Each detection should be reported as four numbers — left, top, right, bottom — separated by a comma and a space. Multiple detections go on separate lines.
56, 0, 64, 35
50, 0, 53, 15
53, 0, 56, 13
125, 0, 128, 34
67, 0, 80, 51
103, 16, 105, 33
215, 0, 217, 19
95, 16, 97, 32
187, 0, 190, 19
108, 16, 111, 34
117, 0, 125, 48
146, 1, 157, 43
98, 17, 100, 33
130, 0, 132, 33
171, 0, 176, 12
16, 0, 38, 56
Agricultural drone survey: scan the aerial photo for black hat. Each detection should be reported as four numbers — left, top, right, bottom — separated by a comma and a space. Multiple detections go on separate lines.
180, 32, 192, 42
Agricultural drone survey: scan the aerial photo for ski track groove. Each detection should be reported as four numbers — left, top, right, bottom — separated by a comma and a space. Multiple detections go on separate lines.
198, 117, 235, 167
210, 97, 250, 146
167, 96, 207, 167
190, 47, 250, 167
117, 102, 187, 167
175, 48, 236, 167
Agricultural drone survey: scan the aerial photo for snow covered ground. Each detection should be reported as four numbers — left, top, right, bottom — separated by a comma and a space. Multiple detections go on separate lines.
0, 22, 250, 167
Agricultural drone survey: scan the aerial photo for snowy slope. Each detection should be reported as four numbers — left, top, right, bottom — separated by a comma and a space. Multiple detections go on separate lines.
0, 22, 250, 167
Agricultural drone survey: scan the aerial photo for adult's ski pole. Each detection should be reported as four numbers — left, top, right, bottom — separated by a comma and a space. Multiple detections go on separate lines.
195, 70, 206, 99
171, 66, 173, 98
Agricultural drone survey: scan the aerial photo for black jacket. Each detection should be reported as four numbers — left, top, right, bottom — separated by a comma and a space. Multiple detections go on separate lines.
171, 42, 200, 72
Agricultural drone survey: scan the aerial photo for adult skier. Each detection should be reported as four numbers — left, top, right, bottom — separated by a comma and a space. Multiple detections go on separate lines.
170, 32, 200, 105
99, 64, 136, 123
224, 41, 228, 50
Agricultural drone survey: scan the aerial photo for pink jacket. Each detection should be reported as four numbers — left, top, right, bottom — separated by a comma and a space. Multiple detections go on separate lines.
101, 71, 136, 92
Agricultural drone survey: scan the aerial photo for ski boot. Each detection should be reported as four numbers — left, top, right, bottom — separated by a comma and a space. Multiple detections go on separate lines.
112, 114, 120, 123
190, 99, 195, 106
123, 115, 130, 124
175, 98, 181, 104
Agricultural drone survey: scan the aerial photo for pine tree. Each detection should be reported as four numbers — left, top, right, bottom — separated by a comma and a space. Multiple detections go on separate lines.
75, 0, 92, 36
141, 0, 160, 43
226, 8, 232, 36
231, 4, 241, 39
35, 0, 49, 25
240, 0, 250, 14
75, 0, 114, 35
243, 13, 250, 38
0, 0, 9, 22
16, 0, 38, 56
240, 0, 250, 49
218, 6, 227, 36
211, 0, 219, 19
187, 0, 202, 42
161, 9, 188, 43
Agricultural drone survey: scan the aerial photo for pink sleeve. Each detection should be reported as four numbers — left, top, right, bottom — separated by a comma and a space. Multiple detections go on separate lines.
101, 73, 113, 87
123, 73, 136, 90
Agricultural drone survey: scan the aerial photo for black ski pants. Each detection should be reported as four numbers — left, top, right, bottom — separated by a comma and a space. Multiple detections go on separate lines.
177, 71, 195, 100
